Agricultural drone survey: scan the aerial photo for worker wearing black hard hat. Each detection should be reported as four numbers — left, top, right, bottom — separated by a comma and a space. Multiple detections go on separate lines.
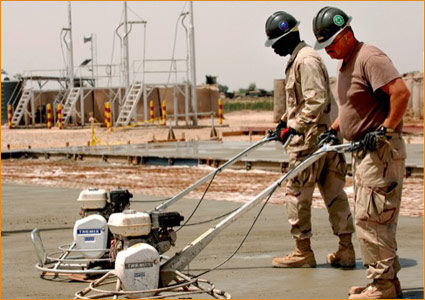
313, 6, 410, 299
264, 11, 355, 270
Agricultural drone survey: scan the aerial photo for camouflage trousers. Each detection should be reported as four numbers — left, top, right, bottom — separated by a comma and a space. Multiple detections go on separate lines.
286, 149, 354, 240
352, 135, 405, 280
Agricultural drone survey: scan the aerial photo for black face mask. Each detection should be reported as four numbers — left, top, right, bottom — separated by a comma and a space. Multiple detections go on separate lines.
271, 31, 300, 57
272, 37, 292, 56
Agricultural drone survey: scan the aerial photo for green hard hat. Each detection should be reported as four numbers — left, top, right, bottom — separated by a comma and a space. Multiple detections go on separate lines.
265, 11, 300, 47
312, 6, 352, 50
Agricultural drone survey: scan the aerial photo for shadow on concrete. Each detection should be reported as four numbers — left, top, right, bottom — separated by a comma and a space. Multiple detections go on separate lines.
402, 287, 424, 299
316, 259, 366, 269
315, 257, 418, 270
400, 257, 418, 268
189, 258, 418, 272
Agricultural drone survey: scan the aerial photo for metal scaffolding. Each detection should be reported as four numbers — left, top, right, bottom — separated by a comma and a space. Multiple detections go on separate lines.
113, 1, 199, 127
8, 1, 201, 129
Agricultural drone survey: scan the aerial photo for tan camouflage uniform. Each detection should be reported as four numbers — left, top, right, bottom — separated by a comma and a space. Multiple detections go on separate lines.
282, 41, 354, 240
352, 135, 405, 279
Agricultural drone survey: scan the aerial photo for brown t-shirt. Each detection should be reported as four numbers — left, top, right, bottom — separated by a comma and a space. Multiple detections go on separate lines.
336, 42, 402, 141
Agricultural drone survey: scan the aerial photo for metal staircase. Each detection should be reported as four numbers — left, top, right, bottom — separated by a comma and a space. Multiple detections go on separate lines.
61, 87, 81, 125
11, 89, 32, 127
115, 82, 143, 127
54, 89, 68, 106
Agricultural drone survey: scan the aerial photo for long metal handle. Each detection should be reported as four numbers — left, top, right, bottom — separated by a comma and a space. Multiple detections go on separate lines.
160, 142, 354, 283
155, 135, 276, 211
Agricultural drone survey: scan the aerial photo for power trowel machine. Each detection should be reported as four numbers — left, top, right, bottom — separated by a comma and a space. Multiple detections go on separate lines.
31, 187, 133, 277
32, 131, 362, 298
31, 130, 278, 279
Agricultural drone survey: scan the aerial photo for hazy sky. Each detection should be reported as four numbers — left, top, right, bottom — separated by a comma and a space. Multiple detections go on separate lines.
1, 1, 424, 91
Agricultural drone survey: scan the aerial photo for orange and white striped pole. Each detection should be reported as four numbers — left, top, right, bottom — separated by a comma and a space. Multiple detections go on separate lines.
105, 102, 111, 128
46, 103, 52, 129
162, 101, 167, 126
57, 104, 63, 129
8, 105, 12, 128
150, 100, 154, 124
218, 99, 223, 125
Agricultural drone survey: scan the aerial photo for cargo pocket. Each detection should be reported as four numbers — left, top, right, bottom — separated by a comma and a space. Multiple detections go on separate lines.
355, 151, 387, 187
367, 183, 398, 224
385, 137, 406, 182
390, 138, 407, 160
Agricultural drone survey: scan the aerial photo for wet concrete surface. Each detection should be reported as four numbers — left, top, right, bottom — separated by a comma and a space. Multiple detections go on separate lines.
1, 183, 423, 299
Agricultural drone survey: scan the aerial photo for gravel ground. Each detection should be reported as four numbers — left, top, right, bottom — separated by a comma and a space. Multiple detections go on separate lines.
1, 159, 423, 217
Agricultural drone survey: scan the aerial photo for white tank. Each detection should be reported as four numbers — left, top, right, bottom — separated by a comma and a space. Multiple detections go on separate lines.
77, 188, 108, 210
73, 214, 108, 259
108, 210, 152, 237
115, 243, 160, 298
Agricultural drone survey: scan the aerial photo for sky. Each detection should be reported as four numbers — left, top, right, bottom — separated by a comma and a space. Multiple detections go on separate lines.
1, 1, 424, 92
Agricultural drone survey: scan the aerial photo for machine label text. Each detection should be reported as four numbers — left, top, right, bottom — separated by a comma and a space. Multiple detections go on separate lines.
125, 262, 154, 269
77, 228, 102, 235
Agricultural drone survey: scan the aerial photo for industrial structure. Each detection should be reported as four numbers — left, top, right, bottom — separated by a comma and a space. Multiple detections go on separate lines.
3, 2, 218, 129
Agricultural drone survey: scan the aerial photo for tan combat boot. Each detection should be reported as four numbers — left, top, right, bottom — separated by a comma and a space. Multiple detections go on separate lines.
272, 239, 316, 268
348, 279, 396, 299
349, 277, 402, 298
327, 233, 355, 267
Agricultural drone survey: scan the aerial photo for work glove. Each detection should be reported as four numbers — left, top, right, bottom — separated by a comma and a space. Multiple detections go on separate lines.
317, 128, 340, 146
276, 127, 297, 145
363, 126, 391, 151
276, 119, 287, 131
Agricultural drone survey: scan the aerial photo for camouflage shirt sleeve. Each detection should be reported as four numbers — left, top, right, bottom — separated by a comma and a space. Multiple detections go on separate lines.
292, 56, 329, 133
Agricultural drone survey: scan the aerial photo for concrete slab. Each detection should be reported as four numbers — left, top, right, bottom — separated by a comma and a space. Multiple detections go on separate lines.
2, 141, 423, 173
1, 183, 423, 299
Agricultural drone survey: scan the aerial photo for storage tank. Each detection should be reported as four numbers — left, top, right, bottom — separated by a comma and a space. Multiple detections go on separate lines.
1, 69, 22, 124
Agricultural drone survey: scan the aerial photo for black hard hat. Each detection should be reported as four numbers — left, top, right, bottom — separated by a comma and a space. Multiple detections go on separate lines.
312, 6, 352, 50
265, 11, 300, 47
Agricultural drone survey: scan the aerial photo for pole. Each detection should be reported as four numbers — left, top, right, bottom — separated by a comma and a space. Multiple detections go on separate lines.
68, 1, 75, 88
218, 99, 223, 125
93, 34, 98, 80
105, 102, 111, 128
142, 23, 147, 84
150, 100, 154, 124
57, 104, 63, 129
189, 2, 198, 126
162, 101, 167, 126
123, 1, 130, 89
8, 105, 12, 129
47, 104, 52, 129
90, 34, 95, 83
